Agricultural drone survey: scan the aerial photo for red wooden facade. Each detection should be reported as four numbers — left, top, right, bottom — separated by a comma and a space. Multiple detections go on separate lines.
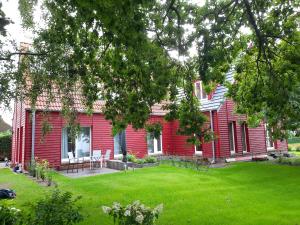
11, 98, 288, 169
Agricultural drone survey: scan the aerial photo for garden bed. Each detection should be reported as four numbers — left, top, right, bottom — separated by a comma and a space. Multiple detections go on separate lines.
107, 160, 159, 170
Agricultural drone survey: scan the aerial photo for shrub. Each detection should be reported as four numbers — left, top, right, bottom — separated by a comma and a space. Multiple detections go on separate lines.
26, 189, 83, 225
0, 204, 23, 225
288, 146, 292, 152
277, 157, 300, 166
296, 146, 300, 152
102, 201, 163, 225
144, 156, 157, 163
0, 131, 12, 161
136, 159, 146, 164
127, 154, 137, 163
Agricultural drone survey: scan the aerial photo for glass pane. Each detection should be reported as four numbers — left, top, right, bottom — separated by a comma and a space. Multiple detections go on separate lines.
114, 131, 125, 155
75, 127, 90, 158
62, 128, 68, 159
157, 135, 162, 152
147, 133, 154, 153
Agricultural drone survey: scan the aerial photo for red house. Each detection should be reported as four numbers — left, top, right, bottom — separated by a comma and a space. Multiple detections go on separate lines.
11, 71, 287, 169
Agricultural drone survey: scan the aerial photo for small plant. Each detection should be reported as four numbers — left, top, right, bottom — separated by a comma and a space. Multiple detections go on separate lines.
287, 146, 292, 152
26, 189, 83, 225
136, 159, 146, 164
296, 146, 300, 152
127, 154, 137, 163
144, 156, 157, 163
46, 169, 55, 186
102, 201, 163, 225
28, 160, 37, 177
0, 204, 23, 225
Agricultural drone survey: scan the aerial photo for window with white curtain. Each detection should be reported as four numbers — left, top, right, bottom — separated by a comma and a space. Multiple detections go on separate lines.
147, 132, 162, 154
114, 130, 126, 156
61, 127, 91, 160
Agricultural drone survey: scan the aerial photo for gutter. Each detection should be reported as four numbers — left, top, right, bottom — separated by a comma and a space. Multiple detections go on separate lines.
31, 110, 36, 162
210, 110, 216, 163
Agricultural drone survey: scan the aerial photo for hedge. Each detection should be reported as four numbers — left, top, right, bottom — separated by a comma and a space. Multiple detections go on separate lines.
0, 131, 12, 160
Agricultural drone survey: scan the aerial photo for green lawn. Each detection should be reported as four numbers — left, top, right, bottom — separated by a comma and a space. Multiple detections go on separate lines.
1, 163, 300, 225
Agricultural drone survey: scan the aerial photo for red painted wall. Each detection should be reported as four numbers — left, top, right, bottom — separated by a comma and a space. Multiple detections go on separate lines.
19, 112, 174, 168
217, 100, 268, 158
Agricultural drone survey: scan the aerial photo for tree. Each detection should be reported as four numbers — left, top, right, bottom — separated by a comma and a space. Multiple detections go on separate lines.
0, 0, 299, 148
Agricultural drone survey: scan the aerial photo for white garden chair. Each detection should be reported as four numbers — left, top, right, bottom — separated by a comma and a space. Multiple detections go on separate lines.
103, 150, 111, 167
67, 152, 84, 173
90, 150, 102, 169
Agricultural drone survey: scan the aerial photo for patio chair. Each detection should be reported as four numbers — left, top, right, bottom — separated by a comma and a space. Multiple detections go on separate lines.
67, 152, 84, 173
103, 150, 111, 167
90, 150, 102, 169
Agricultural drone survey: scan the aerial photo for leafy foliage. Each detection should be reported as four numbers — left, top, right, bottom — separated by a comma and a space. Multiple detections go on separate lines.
26, 189, 83, 225
0, 0, 299, 147
0, 131, 12, 160
0, 204, 23, 225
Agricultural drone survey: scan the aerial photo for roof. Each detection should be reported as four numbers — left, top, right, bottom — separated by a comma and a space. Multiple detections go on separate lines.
23, 91, 168, 116
0, 116, 12, 132
177, 70, 234, 112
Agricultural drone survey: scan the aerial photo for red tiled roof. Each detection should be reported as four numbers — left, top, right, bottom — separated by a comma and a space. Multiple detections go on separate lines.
24, 92, 168, 116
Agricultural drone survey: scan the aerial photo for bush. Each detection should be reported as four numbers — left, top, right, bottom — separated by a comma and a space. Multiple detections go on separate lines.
26, 189, 83, 225
0, 204, 23, 225
288, 146, 292, 152
0, 131, 12, 161
144, 156, 157, 163
296, 146, 300, 152
127, 154, 137, 163
136, 159, 146, 164
102, 201, 163, 225
277, 157, 300, 166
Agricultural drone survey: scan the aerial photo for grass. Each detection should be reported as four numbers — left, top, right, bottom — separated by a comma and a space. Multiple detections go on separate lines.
1, 162, 300, 225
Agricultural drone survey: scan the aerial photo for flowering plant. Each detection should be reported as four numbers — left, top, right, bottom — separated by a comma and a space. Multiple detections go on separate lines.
102, 201, 163, 225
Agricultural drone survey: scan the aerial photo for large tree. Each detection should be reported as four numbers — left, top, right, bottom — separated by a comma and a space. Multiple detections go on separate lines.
1, 0, 299, 145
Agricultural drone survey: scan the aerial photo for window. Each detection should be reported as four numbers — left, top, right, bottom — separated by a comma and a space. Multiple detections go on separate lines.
195, 144, 203, 155
147, 132, 162, 154
114, 130, 126, 156
241, 123, 249, 153
229, 122, 236, 155
194, 81, 207, 100
265, 124, 274, 150
62, 127, 91, 160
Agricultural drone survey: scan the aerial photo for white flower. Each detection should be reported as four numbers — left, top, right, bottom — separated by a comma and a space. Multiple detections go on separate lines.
154, 204, 163, 214
112, 202, 121, 212
124, 209, 131, 216
135, 214, 144, 224
102, 206, 112, 214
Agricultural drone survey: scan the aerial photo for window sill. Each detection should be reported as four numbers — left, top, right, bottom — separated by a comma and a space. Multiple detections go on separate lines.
148, 152, 163, 156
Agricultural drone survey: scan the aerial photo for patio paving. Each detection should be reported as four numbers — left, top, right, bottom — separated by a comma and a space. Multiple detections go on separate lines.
59, 167, 120, 178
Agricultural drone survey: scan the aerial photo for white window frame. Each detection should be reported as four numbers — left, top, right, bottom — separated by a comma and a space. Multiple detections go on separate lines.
194, 81, 208, 101
61, 127, 92, 163
147, 133, 163, 155
265, 123, 274, 151
229, 122, 236, 155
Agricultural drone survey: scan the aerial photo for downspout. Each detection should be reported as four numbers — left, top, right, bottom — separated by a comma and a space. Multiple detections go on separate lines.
31, 110, 36, 162
210, 110, 216, 163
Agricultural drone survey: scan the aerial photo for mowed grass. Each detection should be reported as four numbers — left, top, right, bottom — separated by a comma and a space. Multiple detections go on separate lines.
1, 162, 300, 225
